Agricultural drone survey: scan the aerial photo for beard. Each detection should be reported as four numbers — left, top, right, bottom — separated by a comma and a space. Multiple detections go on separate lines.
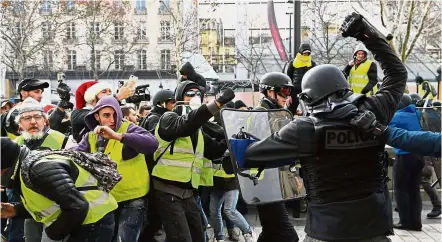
21, 129, 45, 141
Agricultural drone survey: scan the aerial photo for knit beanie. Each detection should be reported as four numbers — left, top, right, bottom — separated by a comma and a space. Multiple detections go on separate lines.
18, 97, 44, 115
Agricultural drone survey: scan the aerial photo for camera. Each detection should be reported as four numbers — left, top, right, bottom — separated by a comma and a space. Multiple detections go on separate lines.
125, 84, 151, 104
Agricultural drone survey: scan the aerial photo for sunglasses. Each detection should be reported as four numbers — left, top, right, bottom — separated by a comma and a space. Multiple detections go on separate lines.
277, 87, 292, 98
184, 90, 202, 97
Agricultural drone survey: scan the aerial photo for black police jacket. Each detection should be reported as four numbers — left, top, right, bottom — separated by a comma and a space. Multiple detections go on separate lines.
245, 35, 407, 241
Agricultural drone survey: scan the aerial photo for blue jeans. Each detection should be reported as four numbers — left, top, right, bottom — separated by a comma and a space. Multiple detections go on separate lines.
210, 190, 252, 240
112, 198, 146, 242
6, 189, 25, 242
194, 194, 208, 241
41, 213, 115, 242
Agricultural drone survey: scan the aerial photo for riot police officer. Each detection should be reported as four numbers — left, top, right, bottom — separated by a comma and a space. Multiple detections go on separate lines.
245, 13, 408, 241
254, 72, 299, 242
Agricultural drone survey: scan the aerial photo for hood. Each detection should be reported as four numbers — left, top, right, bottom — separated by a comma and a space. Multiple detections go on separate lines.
397, 104, 417, 113
85, 96, 122, 131
179, 62, 196, 76
174, 80, 201, 102
353, 43, 368, 57
299, 43, 311, 53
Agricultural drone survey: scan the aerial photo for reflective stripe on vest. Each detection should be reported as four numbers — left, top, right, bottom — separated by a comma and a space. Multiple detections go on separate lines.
348, 60, 378, 96
152, 124, 205, 189
15, 129, 65, 150
88, 121, 149, 202
213, 163, 235, 178
419, 81, 436, 99
20, 156, 117, 226
200, 158, 214, 187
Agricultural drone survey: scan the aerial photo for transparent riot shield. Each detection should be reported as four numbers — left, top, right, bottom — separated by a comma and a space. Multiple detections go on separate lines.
221, 108, 306, 205
417, 107, 441, 186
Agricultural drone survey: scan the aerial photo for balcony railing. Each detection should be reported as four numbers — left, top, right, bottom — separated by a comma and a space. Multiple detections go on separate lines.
134, 7, 147, 15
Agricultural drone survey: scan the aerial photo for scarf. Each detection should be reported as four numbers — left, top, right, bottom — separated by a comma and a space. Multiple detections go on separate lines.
21, 150, 122, 192
293, 53, 312, 68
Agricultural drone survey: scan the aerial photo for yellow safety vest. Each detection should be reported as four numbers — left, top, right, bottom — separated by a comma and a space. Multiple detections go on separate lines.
15, 129, 66, 150
88, 121, 149, 202
419, 81, 436, 99
7, 132, 17, 140
20, 155, 117, 227
200, 158, 214, 186
152, 124, 205, 189
348, 60, 378, 96
213, 163, 235, 178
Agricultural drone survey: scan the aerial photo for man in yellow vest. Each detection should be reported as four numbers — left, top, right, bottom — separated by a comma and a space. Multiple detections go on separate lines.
344, 43, 379, 96
10, 97, 68, 242
286, 43, 317, 114
1, 78, 49, 140
0, 137, 118, 241
416, 75, 437, 103
75, 96, 159, 242
152, 80, 235, 242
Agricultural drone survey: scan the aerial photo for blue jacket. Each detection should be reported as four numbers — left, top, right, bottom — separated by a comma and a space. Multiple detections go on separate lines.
386, 127, 441, 157
389, 104, 422, 154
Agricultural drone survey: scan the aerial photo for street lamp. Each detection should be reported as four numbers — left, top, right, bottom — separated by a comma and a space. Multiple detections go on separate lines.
286, 1, 294, 59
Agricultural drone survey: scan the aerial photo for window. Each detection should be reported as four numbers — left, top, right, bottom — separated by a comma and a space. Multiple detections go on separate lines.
42, 22, 51, 38
67, 50, 76, 70
136, 0, 146, 11
114, 50, 124, 70
14, 22, 24, 38
42, 50, 53, 69
159, 0, 170, 13
114, 22, 124, 40
91, 50, 101, 70
160, 50, 171, 70
160, 21, 171, 41
90, 22, 100, 38
66, 22, 76, 39
137, 50, 147, 70
14, 1, 25, 13
137, 22, 147, 40
41, 0, 51, 13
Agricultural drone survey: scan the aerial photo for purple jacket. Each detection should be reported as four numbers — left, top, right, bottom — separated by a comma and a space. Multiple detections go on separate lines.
75, 96, 158, 160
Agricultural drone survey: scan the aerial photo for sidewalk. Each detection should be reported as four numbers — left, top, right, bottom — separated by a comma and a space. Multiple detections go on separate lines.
156, 201, 441, 242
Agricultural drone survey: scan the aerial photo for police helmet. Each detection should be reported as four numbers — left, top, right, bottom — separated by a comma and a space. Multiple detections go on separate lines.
433, 100, 441, 107
398, 94, 412, 110
259, 72, 293, 93
299, 64, 350, 106
410, 93, 422, 105
152, 89, 175, 106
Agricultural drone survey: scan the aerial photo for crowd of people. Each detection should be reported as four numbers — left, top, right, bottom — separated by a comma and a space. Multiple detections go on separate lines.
0, 12, 441, 242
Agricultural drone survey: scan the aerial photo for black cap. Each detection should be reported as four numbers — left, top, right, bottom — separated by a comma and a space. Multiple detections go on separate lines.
18, 78, 49, 92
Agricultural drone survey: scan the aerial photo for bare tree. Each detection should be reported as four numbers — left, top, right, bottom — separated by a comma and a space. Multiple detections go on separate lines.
0, 0, 78, 80
74, 0, 147, 80
302, 0, 355, 66
358, 0, 441, 62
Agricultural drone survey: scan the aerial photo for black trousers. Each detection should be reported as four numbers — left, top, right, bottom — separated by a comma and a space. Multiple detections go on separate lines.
155, 190, 204, 242
422, 160, 442, 210
394, 154, 424, 228
257, 202, 299, 242
138, 189, 163, 242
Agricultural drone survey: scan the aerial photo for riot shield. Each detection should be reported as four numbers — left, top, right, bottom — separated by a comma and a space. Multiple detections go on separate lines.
417, 107, 441, 185
221, 108, 306, 205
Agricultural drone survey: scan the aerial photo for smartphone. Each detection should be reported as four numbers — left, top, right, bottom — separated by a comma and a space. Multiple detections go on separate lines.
125, 75, 138, 88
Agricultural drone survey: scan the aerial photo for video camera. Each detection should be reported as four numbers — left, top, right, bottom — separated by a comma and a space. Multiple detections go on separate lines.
120, 83, 151, 104
56, 72, 74, 110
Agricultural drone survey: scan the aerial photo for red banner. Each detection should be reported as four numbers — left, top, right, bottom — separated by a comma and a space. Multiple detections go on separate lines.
267, 0, 288, 62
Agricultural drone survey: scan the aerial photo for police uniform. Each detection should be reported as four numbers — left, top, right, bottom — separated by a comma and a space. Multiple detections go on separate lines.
245, 14, 408, 241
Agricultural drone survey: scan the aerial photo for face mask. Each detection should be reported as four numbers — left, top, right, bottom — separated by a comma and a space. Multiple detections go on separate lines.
189, 96, 202, 110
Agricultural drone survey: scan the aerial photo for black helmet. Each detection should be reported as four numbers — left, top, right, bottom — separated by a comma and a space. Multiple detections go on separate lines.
152, 89, 175, 106
259, 72, 293, 93
398, 94, 412, 109
174, 80, 202, 102
410, 93, 422, 105
433, 100, 441, 107
299, 64, 350, 106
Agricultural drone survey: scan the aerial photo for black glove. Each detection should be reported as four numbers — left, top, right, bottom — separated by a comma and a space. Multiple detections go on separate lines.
340, 12, 382, 42
350, 110, 387, 137
416, 99, 425, 107
58, 100, 74, 110
216, 87, 235, 106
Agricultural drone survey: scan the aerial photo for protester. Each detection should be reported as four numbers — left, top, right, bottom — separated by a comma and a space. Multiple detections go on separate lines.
1, 99, 13, 114
121, 106, 138, 124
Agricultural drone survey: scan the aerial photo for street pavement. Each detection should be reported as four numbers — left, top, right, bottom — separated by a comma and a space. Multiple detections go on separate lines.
156, 201, 441, 242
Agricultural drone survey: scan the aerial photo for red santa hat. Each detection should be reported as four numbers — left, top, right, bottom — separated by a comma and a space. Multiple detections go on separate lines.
84, 82, 112, 105
75, 81, 98, 109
